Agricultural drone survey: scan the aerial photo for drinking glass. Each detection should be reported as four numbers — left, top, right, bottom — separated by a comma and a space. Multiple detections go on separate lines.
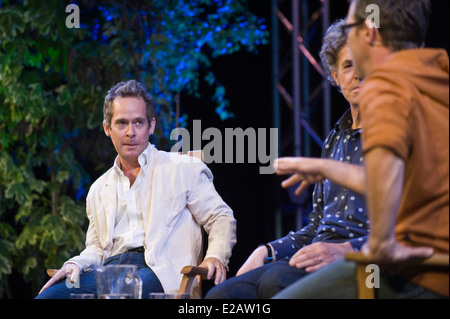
96, 264, 143, 299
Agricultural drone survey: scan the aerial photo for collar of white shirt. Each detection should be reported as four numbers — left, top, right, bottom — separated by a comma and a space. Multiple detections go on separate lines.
112, 143, 152, 177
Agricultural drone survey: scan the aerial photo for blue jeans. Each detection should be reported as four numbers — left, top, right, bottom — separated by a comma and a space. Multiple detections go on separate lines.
273, 258, 447, 299
35, 252, 163, 299
205, 259, 308, 299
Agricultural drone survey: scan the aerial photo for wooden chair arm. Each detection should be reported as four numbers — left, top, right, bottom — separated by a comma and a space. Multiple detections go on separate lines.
345, 252, 449, 267
345, 252, 449, 299
180, 266, 209, 280
47, 269, 59, 277
179, 266, 209, 299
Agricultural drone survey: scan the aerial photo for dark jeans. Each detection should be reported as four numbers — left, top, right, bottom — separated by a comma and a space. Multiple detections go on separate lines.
35, 251, 163, 299
273, 258, 447, 299
205, 259, 307, 299
206, 258, 447, 299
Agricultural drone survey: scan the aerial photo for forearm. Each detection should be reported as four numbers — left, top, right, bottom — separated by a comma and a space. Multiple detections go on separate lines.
205, 213, 237, 266
364, 147, 405, 259
321, 160, 366, 195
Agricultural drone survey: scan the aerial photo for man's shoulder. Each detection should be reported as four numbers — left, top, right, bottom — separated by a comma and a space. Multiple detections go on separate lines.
154, 150, 212, 183
155, 150, 204, 167
87, 167, 114, 194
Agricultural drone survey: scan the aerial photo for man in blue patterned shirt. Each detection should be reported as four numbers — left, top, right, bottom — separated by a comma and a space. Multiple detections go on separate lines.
206, 19, 368, 299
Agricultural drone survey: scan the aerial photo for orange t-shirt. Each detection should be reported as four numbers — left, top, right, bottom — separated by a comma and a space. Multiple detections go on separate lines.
360, 48, 449, 297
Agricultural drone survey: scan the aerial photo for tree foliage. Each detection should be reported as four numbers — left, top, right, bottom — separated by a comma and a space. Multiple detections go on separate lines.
0, 0, 268, 297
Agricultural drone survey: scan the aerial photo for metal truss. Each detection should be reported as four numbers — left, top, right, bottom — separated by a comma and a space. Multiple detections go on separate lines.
271, 0, 330, 233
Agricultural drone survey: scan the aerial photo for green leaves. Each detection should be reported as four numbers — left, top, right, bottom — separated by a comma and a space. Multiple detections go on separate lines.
0, 0, 268, 297
0, 6, 25, 40
0, 226, 15, 281
4, 183, 28, 206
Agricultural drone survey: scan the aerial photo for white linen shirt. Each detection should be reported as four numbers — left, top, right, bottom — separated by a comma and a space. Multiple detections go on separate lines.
110, 151, 147, 257
66, 144, 236, 292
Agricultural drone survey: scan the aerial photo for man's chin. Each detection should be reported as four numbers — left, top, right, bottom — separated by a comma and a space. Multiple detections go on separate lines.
120, 147, 142, 159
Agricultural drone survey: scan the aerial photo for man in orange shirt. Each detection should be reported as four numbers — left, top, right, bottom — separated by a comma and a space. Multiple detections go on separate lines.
275, 0, 448, 298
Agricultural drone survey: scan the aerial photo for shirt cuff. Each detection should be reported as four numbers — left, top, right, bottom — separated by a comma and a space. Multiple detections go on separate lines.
268, 232, 304, 260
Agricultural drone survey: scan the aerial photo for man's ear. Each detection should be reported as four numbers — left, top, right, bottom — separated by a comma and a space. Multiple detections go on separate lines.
103, 121, 111, 137
148, 117, 156, 135
330, 69, 340, 87
365, 24, 378, 47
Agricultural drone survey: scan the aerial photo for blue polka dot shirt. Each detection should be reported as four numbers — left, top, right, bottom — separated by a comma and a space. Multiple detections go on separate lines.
269, 109, 369, 260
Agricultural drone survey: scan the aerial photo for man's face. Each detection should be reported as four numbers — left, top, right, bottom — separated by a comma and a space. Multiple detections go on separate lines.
332, 45, 361, 106
103, 96, 155, 164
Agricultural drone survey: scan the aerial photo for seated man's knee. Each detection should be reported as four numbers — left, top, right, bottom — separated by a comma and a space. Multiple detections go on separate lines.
205, 280, 234, 299
256, 261, 307, 299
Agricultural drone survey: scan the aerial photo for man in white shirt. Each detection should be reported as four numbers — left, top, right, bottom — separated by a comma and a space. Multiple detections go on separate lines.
37, 80, 236, 299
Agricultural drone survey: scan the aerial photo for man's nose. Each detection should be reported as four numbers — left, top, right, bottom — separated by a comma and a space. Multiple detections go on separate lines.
126, 124, 135, 137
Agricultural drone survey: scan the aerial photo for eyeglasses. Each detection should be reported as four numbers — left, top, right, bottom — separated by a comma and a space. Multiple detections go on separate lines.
340, 20, 364, 37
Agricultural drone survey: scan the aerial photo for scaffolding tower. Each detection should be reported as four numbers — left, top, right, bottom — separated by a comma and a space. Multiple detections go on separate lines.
271, 0, 331, 236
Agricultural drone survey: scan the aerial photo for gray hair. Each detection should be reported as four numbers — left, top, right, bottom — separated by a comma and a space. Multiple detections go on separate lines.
103, 80, 156, 127
319, 19, 347, 89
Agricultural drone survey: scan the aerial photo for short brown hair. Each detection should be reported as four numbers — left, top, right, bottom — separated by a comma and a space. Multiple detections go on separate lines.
350, 0, 431, 51
103, 80, 156, 127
